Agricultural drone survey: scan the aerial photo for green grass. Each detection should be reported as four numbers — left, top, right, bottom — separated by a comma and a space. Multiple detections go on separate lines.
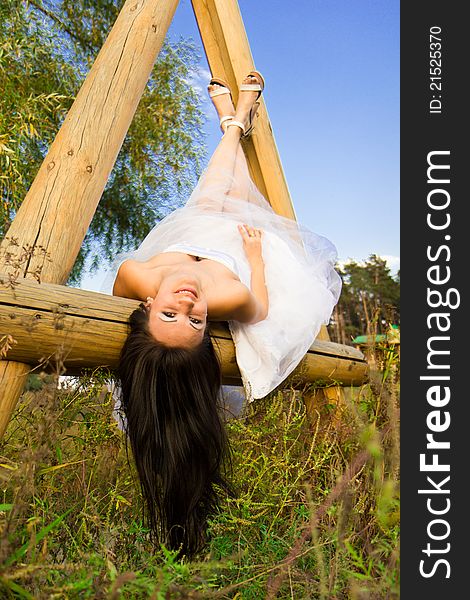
0, 351, 399, 599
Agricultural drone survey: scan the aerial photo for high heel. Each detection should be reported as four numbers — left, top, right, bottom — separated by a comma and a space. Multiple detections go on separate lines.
238, 70, 265, 138
208, 77, 235, 133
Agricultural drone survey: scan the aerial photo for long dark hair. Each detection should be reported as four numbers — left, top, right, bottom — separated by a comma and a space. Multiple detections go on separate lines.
118, 303, 232, 556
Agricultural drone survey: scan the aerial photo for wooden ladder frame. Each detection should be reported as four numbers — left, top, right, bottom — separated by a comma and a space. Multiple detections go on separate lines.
0, 0, 366, 438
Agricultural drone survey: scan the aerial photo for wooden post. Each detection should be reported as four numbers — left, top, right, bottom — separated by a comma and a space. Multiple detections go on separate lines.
191, 0, 296, 220
1, 0, 179, 284
309, 323, 347, 418
0, 363, 30, 438
0, 0, 179, 436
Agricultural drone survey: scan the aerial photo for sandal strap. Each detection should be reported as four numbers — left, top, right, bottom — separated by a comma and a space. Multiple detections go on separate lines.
219, 115, 234, 133
209, 86, 231, 98
242, 102, 260, 138
239, 83, 263, 92
219, 115, 234, 126
225, 120, 245, 134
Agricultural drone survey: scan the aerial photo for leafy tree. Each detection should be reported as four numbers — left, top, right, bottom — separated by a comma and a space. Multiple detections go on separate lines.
330, 255, 400, 343
1, 0, 207, 284
0, 0, 77, 232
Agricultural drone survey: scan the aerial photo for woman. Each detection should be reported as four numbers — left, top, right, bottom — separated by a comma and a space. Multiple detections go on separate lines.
104, 72, 341, 556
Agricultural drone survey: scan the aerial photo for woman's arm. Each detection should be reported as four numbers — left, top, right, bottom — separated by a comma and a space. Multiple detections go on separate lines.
221, 281, 266, 324
236, 224, 269, 323
112, 260, 156, 300
112, 260, 132, 297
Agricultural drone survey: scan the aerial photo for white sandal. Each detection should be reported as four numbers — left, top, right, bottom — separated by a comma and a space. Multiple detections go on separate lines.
231, 71, 265, 138
219, 115, 235, 133
239, 70, 265, 103
208, 78, 235, 133
208, 77, 231, 98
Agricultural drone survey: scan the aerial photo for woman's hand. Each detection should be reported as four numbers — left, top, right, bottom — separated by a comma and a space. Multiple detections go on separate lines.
238, 223, 264, 264
237, 223, 269, 322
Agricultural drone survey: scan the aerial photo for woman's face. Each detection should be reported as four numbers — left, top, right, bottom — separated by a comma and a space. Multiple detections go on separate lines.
146, 271, 208, 348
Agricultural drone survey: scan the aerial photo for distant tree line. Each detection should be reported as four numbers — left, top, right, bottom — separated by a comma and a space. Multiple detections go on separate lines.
329, 254, 400, 344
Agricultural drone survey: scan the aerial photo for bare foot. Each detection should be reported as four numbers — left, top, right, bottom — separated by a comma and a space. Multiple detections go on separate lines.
208, 81, 235, 132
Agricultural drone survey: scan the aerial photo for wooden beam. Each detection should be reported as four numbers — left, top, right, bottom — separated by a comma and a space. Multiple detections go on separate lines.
191, 0, 296, 220
0, 0, 360, 440
0, 277, 368, 386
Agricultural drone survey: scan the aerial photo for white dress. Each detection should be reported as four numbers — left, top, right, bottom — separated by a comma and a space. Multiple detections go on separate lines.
101, 154, 341, 400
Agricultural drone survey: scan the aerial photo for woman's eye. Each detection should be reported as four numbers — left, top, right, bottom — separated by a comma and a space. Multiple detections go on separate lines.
163, 312, 175, 318
190, 318, 202, 324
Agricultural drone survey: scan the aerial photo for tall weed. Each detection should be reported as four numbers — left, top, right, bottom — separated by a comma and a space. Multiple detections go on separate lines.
0, 351, 399, 599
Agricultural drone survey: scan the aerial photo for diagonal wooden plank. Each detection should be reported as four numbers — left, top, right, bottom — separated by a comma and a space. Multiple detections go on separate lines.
0, 0, 180, 435
0, 0, 180, 285
189, 0, 352, 411
191, 0, 296, 219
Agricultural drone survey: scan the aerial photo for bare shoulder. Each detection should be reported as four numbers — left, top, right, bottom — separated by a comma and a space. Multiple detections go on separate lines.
112, 260, 150, 299
209, 279, 257, 323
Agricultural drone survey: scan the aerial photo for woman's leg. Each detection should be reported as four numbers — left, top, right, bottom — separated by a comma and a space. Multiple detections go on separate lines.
195, 75, 261, 199
230, 143, 253, 201
202, 124, 243, 190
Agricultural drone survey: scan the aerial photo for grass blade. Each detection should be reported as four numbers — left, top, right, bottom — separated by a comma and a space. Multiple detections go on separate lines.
5, 507, 73, 567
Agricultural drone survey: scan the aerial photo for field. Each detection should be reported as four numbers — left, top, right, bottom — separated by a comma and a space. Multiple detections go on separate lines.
0, 348, 399, 599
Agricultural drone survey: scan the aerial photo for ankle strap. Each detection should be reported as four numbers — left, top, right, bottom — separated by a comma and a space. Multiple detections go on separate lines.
219, 115, 234, 127
225, 120, 245, 134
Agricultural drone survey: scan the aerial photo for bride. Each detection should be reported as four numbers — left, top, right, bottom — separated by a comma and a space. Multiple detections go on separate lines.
105, 72, 341, 556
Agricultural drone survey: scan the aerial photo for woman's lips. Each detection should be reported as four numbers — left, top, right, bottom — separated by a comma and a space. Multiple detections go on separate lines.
175, 287, 198, 299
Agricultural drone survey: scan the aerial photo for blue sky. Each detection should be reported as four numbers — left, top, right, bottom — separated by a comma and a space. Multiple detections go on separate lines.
81, 0, 399, 291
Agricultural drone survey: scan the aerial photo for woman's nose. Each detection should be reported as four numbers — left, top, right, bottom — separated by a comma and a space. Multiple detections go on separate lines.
177, 295, 194, 308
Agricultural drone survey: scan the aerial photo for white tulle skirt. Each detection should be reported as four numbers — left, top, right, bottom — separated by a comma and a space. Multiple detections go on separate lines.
101, 152, 341, 399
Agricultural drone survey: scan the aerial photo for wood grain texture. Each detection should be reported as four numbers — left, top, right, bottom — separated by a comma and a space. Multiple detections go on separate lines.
0, 277, 368, 386
0, 0, 179, 285
0, 361, 30, 438
0, 0, 179, 432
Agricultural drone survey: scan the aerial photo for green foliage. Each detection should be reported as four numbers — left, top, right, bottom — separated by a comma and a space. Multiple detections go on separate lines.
0, 355, 400, 598
0, 0, 207, 284
0, 0, 77, 230
332, 254, 400, 342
